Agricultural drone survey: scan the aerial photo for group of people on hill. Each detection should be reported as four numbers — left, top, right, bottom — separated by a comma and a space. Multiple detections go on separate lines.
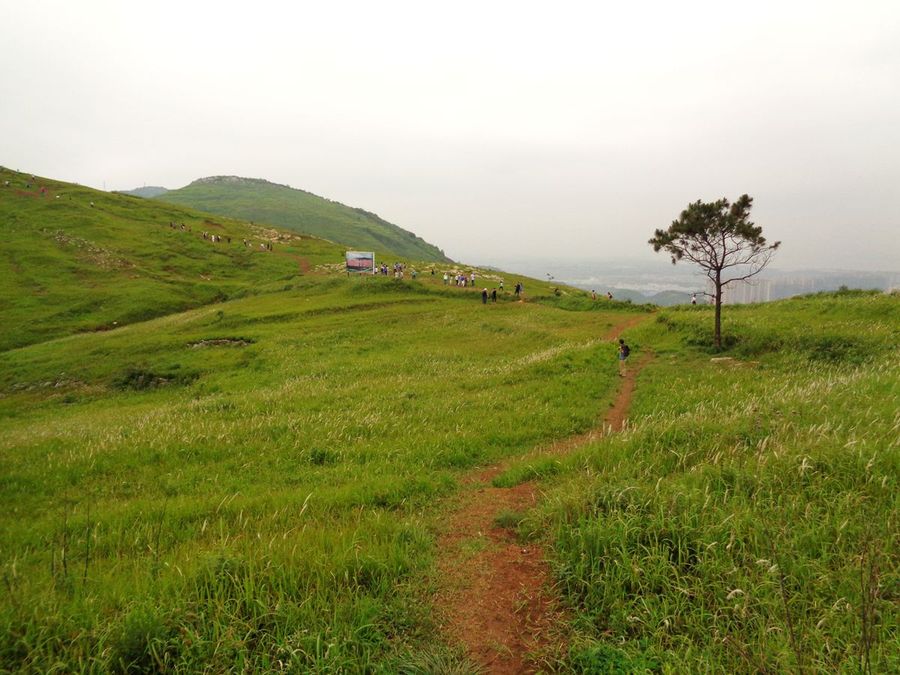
429, 268, 527, 301
379, 262, 406, 277
479, 281, 526, 303
202, 231, 230, 244
444, 271, 477, 287
4, 175, 63, 199
481, 288, 499, 304
590, 290, 615, 301
165, 220, 274, 251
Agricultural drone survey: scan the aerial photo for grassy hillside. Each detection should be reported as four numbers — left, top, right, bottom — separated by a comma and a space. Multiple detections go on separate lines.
156, 176, 451, 263
2, 168, 896, 671
0, 269, 631, 671
497, 290, 899, 671
0, 167, 344, 351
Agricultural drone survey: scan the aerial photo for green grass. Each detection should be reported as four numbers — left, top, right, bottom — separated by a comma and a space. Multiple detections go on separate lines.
0, 259, 630, 670
502, 291, 899, 672
0, 167, 344, 351
3, 170, 897, 670
156, 176, 451, 263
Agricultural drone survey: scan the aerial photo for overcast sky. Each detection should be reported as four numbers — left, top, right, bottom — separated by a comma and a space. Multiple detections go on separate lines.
2, 0, 898, 269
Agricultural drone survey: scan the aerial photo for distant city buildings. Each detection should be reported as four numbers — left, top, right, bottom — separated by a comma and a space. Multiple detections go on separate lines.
708, 271, 898, 304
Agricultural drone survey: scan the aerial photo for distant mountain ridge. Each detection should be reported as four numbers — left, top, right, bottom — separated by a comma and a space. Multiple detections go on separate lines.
118, 185, 169, 198
151, 176, 451, 262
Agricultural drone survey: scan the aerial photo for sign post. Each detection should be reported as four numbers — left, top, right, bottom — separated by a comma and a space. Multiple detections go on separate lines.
346, 251, 375, 274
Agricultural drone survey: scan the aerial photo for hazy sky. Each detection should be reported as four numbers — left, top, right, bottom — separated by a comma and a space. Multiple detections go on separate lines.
2, 1, 898, 269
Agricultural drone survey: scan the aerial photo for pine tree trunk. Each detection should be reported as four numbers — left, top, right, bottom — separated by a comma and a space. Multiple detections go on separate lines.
714, 278, 723, 350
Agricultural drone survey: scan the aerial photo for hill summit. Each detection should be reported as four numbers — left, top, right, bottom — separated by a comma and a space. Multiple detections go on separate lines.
154, 175, 451, 262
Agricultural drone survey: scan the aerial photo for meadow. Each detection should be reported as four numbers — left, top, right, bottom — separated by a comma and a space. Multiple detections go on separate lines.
0, 167, 347, 352
2, 169, 896, 672
1, 265, 637, 672
497, 290, 899, 672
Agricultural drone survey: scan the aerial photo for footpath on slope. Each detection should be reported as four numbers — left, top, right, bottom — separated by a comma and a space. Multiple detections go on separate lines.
433, 314, 651, 674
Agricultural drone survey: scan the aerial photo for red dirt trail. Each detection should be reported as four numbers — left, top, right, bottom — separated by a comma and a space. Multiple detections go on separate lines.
434, 315, 652, 673
274, 250, 311, 273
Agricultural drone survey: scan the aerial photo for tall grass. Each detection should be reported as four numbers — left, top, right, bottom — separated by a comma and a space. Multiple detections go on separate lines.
514, 293, 898, 671
0, 270, 627, 670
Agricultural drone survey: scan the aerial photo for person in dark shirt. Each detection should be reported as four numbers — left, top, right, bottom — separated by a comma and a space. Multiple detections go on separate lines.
618, 338, 630, 376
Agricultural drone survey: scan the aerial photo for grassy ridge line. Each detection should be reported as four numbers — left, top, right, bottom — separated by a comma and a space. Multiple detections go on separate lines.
0, 267, 634, 671
156, 176, 451, 263
496, 290, 899, 671
1, 166, 601, 353
0, 167, 347, 352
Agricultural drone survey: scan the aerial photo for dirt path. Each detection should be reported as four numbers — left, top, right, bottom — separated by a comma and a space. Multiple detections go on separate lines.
274, 250, 311, 273
434, 316, 652, 673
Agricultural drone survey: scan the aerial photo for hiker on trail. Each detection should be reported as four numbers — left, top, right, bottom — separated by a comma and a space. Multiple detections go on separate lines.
443, 272, 449, 285
481, 288, 488, 304
607, 291, 613, 300
514, 282, 522, 298
491, 288, 497, 303
691, 293, 697, 305
470, 272, 476, 287
592, 290, 597, 300
499, 280, 504, 292
618, 338, 631, 377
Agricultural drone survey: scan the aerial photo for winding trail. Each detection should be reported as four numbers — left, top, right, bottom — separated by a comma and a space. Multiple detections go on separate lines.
434, 314, 652, 673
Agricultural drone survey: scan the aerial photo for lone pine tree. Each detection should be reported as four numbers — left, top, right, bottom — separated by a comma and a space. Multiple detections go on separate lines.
649, 194, 780, 349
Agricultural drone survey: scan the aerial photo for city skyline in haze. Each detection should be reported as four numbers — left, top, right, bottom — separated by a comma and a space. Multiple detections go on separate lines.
2, 1, 898, 271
